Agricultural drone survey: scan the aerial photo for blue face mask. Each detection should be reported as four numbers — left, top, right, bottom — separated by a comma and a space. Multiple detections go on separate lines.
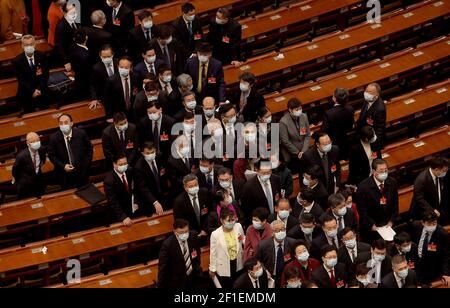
376, 172, 388, 182
117, 164, 128, 174
178, 232, 189, 242
224, 221, 235, 230
287, 280, 301, 288
252, 220, 263, 230
302, 177, 310, 187
278, 210, 289, 220
60, 124, 71, 135
325, 258, 337, 268
397, 268, 408, 279
30, 141, 41, 151
321, 144, 332, 153
275, 231, 286, 241
438, 171, 447, 178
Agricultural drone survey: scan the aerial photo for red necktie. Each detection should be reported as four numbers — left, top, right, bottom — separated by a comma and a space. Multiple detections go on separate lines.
31, 0, 43, 36
329, 269, 336, 288
121, 174, 129, 193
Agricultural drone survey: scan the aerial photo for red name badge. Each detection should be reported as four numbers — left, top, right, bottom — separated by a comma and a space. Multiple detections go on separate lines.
191, 250, 198, 258
380, 197, 387, 205
238, 234, 243, 242
191, 165, 197, 173
408, 261, 415, 269
371, 152, 378, 159
208, 77, 217, 84
284, 254, 291, 262
222, 36, 230, 43
336, 280, 345, 288
367, 117, 374, 125
300, 128, 307, 136
159, 168, 166, 176
427, 243, 437, 252
194, 33, 202, 40
113, 19, 121, 26
201, 207, 208, 215
275, 193, 280, 202
266, 143, 271, 150
126, 141, 134, 149
331, 164, 337, 173
36, 67, 43, 76
223, 154, 229, 162
160, 133, 169, 141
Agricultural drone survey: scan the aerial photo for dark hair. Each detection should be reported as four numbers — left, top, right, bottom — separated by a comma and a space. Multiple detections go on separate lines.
327, 193, 345, 209
144, 81, 159, 93
113, 152, 127, 163
219, 103, 236, 116
143, 45, 156, 55
217, 7, 231, 19
213, 189, 228, 205
142, 141, 155, 152
299, 187, 315, 203
157, 65, 171, 76
255, 158, 271, 170
113, 112, 127, 123
197, 42, 212, 53
181, 3, 195, 14
137, 10, 152, 21
244, 257, 259, 272
284, 266, 300, 281
155, 24, 172, 39
239, 72, 256, 85
220, 207, 236, 221
322, 214, 337, 227
360, 125, 375, 142
371, 238, 387, 250
429, 156, 449, 169
99, 44, 114, 54
58, 113, 73, 122
333, 87, 349, 105
183, 111, 195, 121
73, 29, 87, 44
62, 2, 75, 13
321, 244, 337, 257
299, 212, 315, 224
339, 227, 355, 239
356, 263, 370, 276
173, 218, 189, 229
293, 239, 309, 254
338, 187, 353, 200
257, 106, 270, 119
305, 165, 323, 181
217, 167, 232, 176
422, 210, 438, 223
347, 279, 360, 288
312, 131, 328, 144
200, 157, 214, 164
118, 56, 133, 66
393, 231, 411, 245
146, 100, 163, 111
371, 158, 387, 171
182, 91, 196, 101
252, 207, 269, 222
288, 98, 301, 110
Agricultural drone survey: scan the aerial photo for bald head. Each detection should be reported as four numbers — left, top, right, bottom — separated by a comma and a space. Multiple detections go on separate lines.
26, 132, 41, 150
202, 97, 215, 108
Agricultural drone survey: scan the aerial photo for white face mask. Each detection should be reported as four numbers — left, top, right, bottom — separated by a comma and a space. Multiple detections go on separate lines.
364, 91, 376, 103
148, 112, 160, 121
183, 123, 195, 133
145, 55, 156, 64
24, 46, 35, 55
144, 153, 156, 162
239, 82, 250, 92
184, 14, 195, 22
180, 146, 190, 157
198, 55, 209, 63
213, 128, 223, 138
245, 133, 257, 143
67, 13, 77, 23
117, 164, 128, 174
204, 109, 214, 117
143, 21, 153, 29
219, 180, 231, 189
292, 110, 302, 117
199, 166, 210, 174
102, 57, 113, 65
186, 100, 197, 110
119, 68, 130, 78
188, 186, 199, 195
215, 17, 227, 25
163, 75, 172, 83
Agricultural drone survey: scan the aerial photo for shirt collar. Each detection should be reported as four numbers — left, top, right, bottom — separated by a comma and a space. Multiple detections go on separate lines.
114, 169, 126, 179
273, 238, 284, 248
114, 2, 122, 12
429, 168, 437, 182
63, 129, 73, 139
76, 43, 88, 51
373, 176, 384, 187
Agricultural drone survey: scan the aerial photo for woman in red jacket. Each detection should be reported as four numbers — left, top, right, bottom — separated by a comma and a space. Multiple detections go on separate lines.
244, 207, 272, 262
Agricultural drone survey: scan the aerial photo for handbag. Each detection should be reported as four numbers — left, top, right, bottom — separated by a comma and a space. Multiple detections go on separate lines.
47, 71, 74, 94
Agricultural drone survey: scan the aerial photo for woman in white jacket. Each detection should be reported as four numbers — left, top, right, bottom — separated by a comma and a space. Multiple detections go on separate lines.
209, 207, 246, 288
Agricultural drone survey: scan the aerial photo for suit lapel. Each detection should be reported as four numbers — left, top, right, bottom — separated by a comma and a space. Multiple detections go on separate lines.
218, 227, 229, 258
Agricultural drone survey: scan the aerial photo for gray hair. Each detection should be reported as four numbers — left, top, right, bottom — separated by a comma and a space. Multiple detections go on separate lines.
177, 73, 193, 87
182, 91, 196, 101
327, 193, 346, 209
367, 82, 381, 95
270, 220, 284, 230
183, 174, 198, 186
391, 254, 406, 267
91, 10, 106, 26
21, 34, 35, 43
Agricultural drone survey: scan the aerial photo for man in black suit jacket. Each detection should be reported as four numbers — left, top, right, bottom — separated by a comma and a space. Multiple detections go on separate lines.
303, 132, 341, 195
311, 245, 347, 288
233, 72, 266, 122
380, 255, 418, 288
171, 3, 204, 65
158, 219, 202, 288
310, 215, 340, 260
133, 45, 166, 87
127, 10, 156, 64
268, 199, 298, 232
47, 114, 93, 189
105, 0, 135, 55
137, 100, 175, 160
102, 112, 139, 168
173, 174, 211, 236
353, 239, 392, 285
12, 132, 46, 199
149, 25, 184, 75
104, 154, 138, 226
69, 29, 93, 100
410, 211, 450, 285
55, 3, 79, 69
287, 212, 322, 245
256, 220, 297, 284
134, 142, 169, 215
410, 157, 449, 224
173, 91, 204, 123
348, 125, 381, 186
207, 7, 242, 66
322, 193, 359, 234
355, 83, 386, 152
103, 56, 138, 120
85, 10, 113, 62
90, 45, 118, 107
184, 42, 226, 103
322, 88, 354, 160
195, 157, 222, 192
388, 231, 420, 273
155, 65, 181, 113
241, 160, 282, 224
292, 187, 324, 222
302, 165, 330, 209
216, 167, 245, 204
167, 135, 197, 196
355, 159, 399, 242
233, 258, 270, 288
13, 35, 49, 114
338, 227, 371, 278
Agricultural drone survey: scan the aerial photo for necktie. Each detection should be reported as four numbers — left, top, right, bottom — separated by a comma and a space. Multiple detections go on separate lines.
121, 174, 129, 193
113, 9, 117, 20
184, 156, 190, 170
190, 134, 195, 158
33, 151, 39, 173
187, 21, 193, 35
276, 243, 284, 278
106, 64, 114, 77
254, 279, 259, 288
66, 136, 74, 165
153, 121, 160, 152
329, 269, 336, 288
164, 83, 171, 95
124, 77, 130, 110
306, 233, 312, 244
334, 237, 339, 248
379, 183, 385, 195
192, 196, 200, 225
337, 217, 343, 233
72, 23, 77, 30
207, 173, 213, 189
263, 181, 274, 214
239, 92, 247, 111
183, 241, 193, 275
119, 131, 125, 151
151, 161, 161, 193
400, 278, 405, 288
200, 64, 207, 93
163, 45, 171, 67
421, 232, 430, 258
149, 64, 155, 76
145, 30, 150, 42
322, 152, 329, 184
29, 58, 35, 71
436, 177, 441, 206
350, 249, 355, 263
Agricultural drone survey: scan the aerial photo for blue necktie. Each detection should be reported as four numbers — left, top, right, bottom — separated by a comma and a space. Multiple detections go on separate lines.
276, 243, 284, 278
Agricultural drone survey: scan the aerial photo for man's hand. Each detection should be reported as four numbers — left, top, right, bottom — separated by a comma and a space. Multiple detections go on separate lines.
123, 217, 133, 227
106, 118, 114, 123
64, 164, 75, 172
371, 225, 378, 232
297, 151, 303, 159
154, 201, 164, 215
89, 100, 101, 110
387, 221, 393, 228
434, 209, 441, 217
231, 61, 242, 68
32, 89, 41, 98
209, 271, 216, 279
64, 63, 72, 72
198, 230, 207, 237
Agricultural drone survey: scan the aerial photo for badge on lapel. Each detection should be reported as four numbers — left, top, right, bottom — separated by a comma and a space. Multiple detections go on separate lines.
194, 33, 202, 40
113, 19, 121, 26
222, 36, 230, 43
191, 250, 198, 258
366, 117, 374, 125
208, 77, 217, 84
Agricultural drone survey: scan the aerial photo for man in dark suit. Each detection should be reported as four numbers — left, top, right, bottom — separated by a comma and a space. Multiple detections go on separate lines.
233, 258, 270, 288
216, 167, 245, 204
241, 159, 282, 224
13, 35, 49, 114
133, 45, 165, 88
287, 213, 322, 245
388, 231, 419, 272
103, 56, 138, 120
302, 165, 330, 209
268, 199, 298, 232
173, 91, 203, 122
355, 83, 386, 152
380, 255, 418, 288
69, 29, 93, 100
134, 142, 169, 215
310, 214, 340, 260
89, 45, 118, 108
322, 87, 354, 160
84, 10, 113, 62
353, 239, 392, 285
311, 245, 347, 288
158, 219, 203, 288
303, 132, 341, 195
195, 157, 222, 192
149, 25, 183, 75
104, 0, 135, 55
155, 64, 180, 113
127, 10, 155, 64
356, 159, 399, 242
138, 100, 175, 159
338, 227, 371, 278
256, 220, 297, 285
12, 132, 46, 199
410, 211, 450, 285
171, 3, 204, 65
233, 72, 265, 122
348, 125, 381, 186
322, 193, 359, 234
173, 174, 211, 236
104, 154, 138, 226
168, 135, 197, 196
207, 7, 242, 66
102, 112, 139, 168
47, 114, 93, 189
292, 187, 324, 222
410, 157, 449, 224
184, 42, 226, 104
55, 3, 79, 70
